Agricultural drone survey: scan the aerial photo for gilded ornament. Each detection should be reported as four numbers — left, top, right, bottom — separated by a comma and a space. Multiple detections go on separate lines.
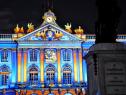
65, 23, 72, 33
74, 26, 84, 34
27, 23, 34, 33
14, 24, 20, 33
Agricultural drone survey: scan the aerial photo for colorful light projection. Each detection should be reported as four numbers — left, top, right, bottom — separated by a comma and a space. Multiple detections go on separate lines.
44, 49, 57, 63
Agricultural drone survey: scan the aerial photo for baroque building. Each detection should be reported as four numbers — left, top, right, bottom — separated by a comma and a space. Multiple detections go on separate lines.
0, 10, 126, 95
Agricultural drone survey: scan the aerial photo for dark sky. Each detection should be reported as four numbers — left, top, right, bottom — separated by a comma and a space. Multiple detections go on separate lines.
0, 0, 125, 34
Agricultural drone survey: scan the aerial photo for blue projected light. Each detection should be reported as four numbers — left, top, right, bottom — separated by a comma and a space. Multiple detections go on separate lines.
0, 43, 17, 48
64, 93, 72, 95
83, 60, 87, 83
0, 9, 126, 95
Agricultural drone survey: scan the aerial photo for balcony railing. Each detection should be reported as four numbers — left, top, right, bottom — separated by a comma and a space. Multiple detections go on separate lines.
0, 34, 13, 40
0, 34, 126, 41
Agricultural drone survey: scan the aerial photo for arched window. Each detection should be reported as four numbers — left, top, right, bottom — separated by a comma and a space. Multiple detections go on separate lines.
63, 65, 72, 84
29, 65, 38, 84
46, 65, 55, 84
0, 65, 10, 85
30, 49, 37, 61
63, 49, 71, 61
1, 49, 8, 62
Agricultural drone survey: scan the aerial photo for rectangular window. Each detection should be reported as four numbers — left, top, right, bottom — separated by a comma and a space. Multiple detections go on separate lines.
63, 50, 71, 61
30, 50, 37, 62
2, 75, 8, 85
1, 50, 8, 62
63, 73, 72, 84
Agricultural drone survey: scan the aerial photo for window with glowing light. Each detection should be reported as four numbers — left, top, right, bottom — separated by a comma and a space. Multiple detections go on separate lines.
46, 65, 55, 85
29, 65, 38, 84
63, 65, 72, 84
0, 65, 10, 85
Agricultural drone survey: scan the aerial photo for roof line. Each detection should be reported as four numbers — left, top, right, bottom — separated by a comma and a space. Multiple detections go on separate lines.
18, 23, 82, 41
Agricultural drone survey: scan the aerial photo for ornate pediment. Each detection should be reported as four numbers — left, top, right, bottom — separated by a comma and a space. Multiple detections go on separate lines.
18, 24, 81, 41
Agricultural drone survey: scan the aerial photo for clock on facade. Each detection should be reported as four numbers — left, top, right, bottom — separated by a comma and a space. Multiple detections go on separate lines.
46, 17, 53, 22
42, 10, 56, 23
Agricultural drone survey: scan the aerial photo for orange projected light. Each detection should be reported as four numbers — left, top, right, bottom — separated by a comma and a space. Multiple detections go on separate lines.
18, 52, 21, 82
24, 51, 27, 82
79, 50, 83, 82
57, 50, 61, 82
73, 50, 77, 82
40, 50, 44, 82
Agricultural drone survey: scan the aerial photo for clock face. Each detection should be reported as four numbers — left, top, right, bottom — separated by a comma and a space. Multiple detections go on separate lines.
46, 17, 53, 22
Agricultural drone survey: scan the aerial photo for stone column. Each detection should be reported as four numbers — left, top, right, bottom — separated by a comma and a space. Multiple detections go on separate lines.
17, 48, 22, 82
11, 48, 17, 84
57, 49, 61, 83
40, 49, 44, 85
73, 49, 77, 82
79, 49, 83, 82
23, 49, 28, 82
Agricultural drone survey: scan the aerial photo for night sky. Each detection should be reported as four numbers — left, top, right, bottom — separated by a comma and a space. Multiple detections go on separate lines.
0, 0, 126, 34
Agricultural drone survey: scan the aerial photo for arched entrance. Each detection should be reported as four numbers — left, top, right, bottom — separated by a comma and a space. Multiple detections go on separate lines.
29, 65, 39, 85
0, 65, 10, 85
63, 65, 72, 85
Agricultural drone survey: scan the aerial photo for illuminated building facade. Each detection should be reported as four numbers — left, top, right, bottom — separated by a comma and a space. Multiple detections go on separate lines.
0, 10, 126, 95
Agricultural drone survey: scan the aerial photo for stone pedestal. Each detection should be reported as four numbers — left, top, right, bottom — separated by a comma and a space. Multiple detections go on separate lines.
85, 43, 126, 95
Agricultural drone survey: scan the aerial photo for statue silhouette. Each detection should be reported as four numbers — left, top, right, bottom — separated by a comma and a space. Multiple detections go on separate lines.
95, 0, 121, 43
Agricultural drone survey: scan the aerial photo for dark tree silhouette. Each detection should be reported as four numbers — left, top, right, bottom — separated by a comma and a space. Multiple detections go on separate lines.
95, 0, 121, 43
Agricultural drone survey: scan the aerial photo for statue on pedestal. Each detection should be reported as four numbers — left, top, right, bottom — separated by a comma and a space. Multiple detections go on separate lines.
95, 0, 121, 43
